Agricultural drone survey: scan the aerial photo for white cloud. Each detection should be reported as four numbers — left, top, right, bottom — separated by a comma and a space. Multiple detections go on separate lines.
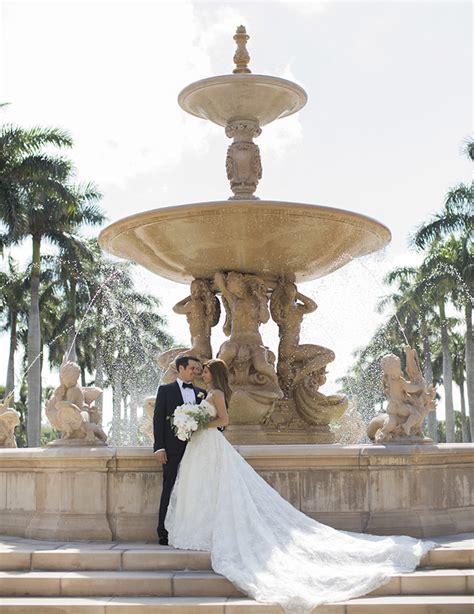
2, 2, 222, 187
195, 5, 248, 60
259, 62, 304, 158
278, 0, 329, 15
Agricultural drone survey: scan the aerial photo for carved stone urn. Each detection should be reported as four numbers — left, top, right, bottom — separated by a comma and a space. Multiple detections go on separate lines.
99, 26, 391, 444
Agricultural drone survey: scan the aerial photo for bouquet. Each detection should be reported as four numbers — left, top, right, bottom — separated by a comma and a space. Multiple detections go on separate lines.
170, 401, 216, 441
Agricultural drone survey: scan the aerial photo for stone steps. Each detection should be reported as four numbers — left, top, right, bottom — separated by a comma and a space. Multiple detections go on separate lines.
0, 547, 212, 571
1, 543, 473, 571
0, 534, 473, 612
0, 568, 472, 597
0, 595, 473, 613
0, 570, 242, 598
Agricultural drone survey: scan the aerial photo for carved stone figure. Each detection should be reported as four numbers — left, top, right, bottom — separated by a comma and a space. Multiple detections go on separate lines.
270, 281, 329, 388
367, 346, 436, 444
269, 279, 347, 430
156, 347, 189, 384
225, 120, 262, 200
46, 358, 107, 446
173, 279, 220, 360
0, 392, 20, 448
215, 271, 282, 423
158, 278, 220, 385
158, 279, 221, 386
141, 396, 155, 442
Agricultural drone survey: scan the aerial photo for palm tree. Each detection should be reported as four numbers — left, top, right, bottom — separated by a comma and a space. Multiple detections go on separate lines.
416, 236, 473, 441
0, 121, 79, 446
16, 181, 103, 446
97, 265, 172, 445
418, 245, 457, 441
413, 140, 474, 440
0, 121, 73, 240
451, 332, 470, 442
45, 235, 103, 364
0, 256, 29, 399
46, 247, 173, 443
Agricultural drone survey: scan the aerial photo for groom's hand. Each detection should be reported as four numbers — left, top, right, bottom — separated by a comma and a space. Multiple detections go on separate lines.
154, 450, 167, 464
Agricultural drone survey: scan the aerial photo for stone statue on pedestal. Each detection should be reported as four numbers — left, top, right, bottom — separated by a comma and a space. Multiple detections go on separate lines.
367, 346, 436, 444
141, 396, 155, 442
270, 280, 333, 392
158, 279, 220, 385
173, 279, 220, 361
268, 279, 347, 434
46, 358, 107, 446
215, 271, 282, 423
0, 392, 20, 448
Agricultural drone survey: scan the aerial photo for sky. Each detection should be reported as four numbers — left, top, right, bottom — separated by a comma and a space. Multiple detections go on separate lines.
0, 0, 472, 428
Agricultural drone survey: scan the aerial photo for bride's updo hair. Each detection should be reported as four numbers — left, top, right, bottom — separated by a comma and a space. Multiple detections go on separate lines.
204, 359, 232, 407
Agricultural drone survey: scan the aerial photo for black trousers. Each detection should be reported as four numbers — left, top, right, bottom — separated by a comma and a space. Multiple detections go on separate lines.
157, 452, 184, 538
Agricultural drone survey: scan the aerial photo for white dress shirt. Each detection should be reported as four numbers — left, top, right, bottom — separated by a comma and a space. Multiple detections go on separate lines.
155, 379, 196, 453
177, 378, 196, 405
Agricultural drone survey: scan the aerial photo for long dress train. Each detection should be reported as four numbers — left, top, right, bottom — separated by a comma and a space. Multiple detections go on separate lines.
165, 401, 436, 614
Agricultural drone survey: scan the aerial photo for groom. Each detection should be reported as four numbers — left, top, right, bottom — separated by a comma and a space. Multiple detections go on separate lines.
153, 355, 206, 545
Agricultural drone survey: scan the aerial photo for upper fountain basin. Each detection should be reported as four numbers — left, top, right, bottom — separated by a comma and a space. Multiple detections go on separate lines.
178, 74, 308, 127
98, 201, 391, 284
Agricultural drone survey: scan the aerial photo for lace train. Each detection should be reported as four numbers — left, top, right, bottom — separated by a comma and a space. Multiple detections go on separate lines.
166, 423, 436, 613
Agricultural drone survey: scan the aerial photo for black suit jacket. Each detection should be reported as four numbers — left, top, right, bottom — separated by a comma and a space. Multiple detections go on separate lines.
153, 381, 206, 455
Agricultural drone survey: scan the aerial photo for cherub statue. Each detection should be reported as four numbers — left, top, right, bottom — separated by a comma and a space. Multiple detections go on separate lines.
367, 346, 436, 444
141, 396, 155, 441
0, 392, 20, 448
46, 358, 107, 446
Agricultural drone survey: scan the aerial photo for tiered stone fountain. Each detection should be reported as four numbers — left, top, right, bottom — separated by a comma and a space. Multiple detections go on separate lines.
99, 26, 391, 444
0, 28, 472, 545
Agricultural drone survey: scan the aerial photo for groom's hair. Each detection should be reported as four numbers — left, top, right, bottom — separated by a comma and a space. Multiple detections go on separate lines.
175, 355, 200, 371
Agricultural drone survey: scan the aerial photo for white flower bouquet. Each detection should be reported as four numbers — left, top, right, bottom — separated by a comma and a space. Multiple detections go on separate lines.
170, 401, 216, 441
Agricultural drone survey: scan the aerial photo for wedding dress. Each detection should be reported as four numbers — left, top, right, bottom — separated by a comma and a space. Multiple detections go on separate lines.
166, 400, 436, 613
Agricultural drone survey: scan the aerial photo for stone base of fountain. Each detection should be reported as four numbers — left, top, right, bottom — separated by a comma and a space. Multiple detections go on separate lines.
1, 444, 473, 541
224, 424, 336, 445
377, 436, 434, 445
46, 438, 108, 447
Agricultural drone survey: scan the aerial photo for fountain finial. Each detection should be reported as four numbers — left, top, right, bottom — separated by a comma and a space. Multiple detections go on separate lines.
233, 25, 251, 74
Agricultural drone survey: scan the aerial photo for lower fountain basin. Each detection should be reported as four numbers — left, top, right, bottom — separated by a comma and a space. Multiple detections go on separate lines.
98, 200, 391, 284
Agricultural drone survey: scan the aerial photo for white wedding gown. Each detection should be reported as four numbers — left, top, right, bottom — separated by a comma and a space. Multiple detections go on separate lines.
166, 400, 436, 613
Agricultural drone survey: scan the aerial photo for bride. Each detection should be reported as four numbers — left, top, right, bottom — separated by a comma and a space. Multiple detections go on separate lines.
165, 358, 436, 613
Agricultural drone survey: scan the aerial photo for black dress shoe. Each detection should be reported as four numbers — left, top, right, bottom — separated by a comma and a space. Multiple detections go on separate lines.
158, 536, 169, 545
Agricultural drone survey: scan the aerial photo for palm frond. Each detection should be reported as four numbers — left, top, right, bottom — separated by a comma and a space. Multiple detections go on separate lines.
411, 202, 473, 250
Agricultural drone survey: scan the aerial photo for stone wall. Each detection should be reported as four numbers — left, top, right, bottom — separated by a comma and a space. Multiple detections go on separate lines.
0, 444, 472, 541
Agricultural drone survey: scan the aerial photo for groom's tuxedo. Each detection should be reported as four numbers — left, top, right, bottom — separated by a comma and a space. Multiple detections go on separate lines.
153, 380, 206, 540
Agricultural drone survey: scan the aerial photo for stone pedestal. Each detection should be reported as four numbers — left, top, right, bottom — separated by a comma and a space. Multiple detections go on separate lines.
0, 444, 473, 541
224, 424, 336, 445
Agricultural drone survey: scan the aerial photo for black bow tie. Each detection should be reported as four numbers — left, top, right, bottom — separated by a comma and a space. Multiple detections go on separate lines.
182, 382, 193, 389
